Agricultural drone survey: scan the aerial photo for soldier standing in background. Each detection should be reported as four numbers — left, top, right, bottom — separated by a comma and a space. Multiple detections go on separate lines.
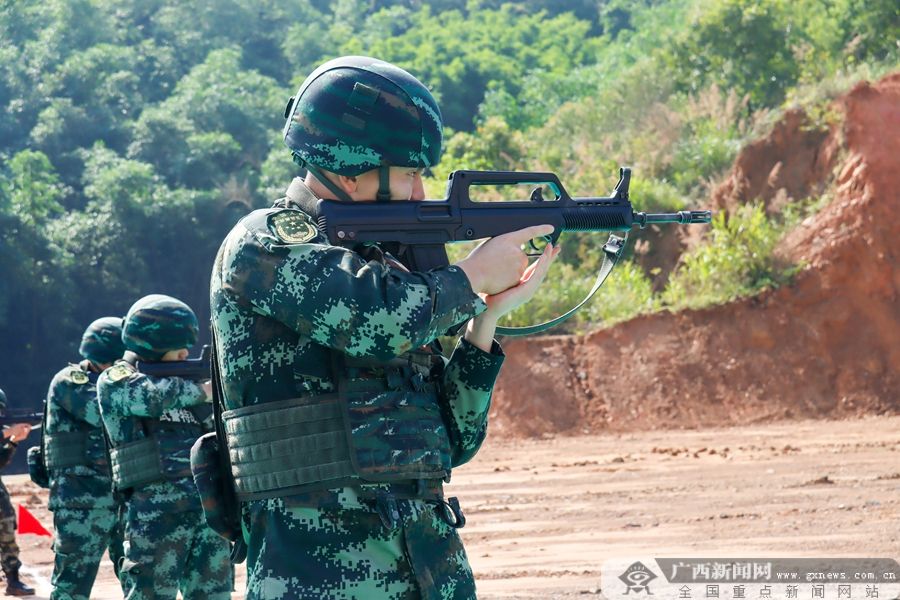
208, 56, 558, 599
44, 316, 126, 599
0, 388, 36, 596
97, 294, 232, 599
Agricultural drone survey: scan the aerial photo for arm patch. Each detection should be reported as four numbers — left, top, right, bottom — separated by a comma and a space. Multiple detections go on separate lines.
107, 364, 133, 383
268, 210, 318, 244
68, 369, 89, 385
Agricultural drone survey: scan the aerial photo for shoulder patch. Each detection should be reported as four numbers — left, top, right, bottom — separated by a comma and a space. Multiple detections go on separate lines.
106, 364, 133, 383
68, 369, 89, 385
268, 210, 318, 244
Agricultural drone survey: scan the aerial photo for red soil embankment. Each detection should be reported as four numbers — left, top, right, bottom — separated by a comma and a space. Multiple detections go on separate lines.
490, 73, 900, 437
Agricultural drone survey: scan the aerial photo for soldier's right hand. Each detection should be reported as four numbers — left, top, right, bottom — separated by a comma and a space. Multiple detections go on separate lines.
454, 225, 554, 295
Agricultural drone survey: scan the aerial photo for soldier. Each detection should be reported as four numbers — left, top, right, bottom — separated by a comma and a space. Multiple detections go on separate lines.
44, 316, 126, 599
0, 388, 36, 596
97, 295, 232, 599
209, 56, 559, 599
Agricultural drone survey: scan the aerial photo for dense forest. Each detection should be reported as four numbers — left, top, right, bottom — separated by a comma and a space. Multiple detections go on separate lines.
1, 0, 897, 406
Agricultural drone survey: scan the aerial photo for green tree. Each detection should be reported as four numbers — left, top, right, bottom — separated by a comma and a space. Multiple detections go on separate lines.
358, 6, 600, 130
441, 117, 526, 172
5, 151, 66, 226
0, 151, 76, 405
668, 0, 801, 107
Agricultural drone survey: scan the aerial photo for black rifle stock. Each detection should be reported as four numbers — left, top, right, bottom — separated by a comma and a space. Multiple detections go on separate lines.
135, 345, 212, 380
315, 167, 711, 335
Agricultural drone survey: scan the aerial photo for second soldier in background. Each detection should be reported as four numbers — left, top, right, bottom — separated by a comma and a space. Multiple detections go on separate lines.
98, 295, 232, 600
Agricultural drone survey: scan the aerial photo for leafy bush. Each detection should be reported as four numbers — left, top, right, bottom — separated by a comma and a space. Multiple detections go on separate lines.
662, 203, 797, 309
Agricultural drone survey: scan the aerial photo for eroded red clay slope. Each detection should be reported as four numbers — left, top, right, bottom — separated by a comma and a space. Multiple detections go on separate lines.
490, 73, 900, 437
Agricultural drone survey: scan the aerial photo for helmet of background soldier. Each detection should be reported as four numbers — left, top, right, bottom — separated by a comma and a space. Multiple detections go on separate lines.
79, 316, 126, 365
283, 55, 443, 201
122, 294, 199, 361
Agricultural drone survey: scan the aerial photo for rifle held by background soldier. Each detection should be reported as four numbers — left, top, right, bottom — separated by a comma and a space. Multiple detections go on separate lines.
0, 410, 43, 430
134, 344, 211, 380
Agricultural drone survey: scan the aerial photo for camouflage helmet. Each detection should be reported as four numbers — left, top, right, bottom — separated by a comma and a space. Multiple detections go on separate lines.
122, 294, 199, 361
79, 316, 126, 365
283, 56, 443, 201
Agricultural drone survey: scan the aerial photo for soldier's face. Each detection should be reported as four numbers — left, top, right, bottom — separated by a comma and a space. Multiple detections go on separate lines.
350, 167, 426, 201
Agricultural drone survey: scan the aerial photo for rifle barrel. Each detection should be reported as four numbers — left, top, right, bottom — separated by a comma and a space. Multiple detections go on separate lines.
634, 210, 712, 228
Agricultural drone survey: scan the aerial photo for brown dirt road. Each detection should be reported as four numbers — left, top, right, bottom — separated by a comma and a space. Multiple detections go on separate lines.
7, 416, 897, 599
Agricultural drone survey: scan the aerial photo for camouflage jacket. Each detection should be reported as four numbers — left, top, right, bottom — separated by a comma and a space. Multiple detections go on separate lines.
44, 361, 116, 510
210, 181, 505, 503
97, 360, 212, 512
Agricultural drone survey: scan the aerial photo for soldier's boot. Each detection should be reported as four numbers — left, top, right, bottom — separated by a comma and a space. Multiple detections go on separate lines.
4, 570, 35, 596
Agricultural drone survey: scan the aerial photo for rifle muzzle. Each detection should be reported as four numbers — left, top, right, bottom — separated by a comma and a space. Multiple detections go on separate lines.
634, 210, 712, 228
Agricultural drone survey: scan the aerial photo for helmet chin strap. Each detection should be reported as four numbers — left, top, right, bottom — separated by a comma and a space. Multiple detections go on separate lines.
294, 154, 394, 203
293, 154, 354, 203
377, 164, 391, 202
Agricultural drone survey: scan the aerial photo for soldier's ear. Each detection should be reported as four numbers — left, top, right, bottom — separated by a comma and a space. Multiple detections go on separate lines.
336, 174, 359, 194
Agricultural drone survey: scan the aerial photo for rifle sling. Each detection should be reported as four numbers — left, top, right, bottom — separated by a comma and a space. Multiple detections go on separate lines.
495, 233, 628, 337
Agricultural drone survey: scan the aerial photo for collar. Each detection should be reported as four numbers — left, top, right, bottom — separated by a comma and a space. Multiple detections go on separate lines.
283, 178, 322, 217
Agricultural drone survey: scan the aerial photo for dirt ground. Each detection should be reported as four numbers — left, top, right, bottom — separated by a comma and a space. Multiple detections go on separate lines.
7, 415, 897, 599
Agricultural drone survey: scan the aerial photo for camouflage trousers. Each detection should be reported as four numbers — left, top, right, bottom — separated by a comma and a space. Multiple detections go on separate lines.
244, 492, 476, 600
50, 507, 124, 600
120, 506, 233, 600
0, 479, 21, 576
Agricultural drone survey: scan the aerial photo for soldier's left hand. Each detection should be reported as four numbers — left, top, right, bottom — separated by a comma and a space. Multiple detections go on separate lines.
481, 242, 561, 318
3, 423, 32, 442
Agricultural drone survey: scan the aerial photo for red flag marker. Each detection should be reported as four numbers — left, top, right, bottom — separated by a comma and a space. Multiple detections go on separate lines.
17, 505, 51, 537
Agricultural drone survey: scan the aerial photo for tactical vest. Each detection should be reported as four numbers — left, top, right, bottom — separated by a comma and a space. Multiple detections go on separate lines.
223, 349, 453, 501
44, 430, 90, 469
44, 366, 108, 471
107, 365, 211, 491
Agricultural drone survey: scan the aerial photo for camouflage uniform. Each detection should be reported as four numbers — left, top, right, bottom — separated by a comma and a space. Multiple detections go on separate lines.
0, 387, 35, 596
45, 317, 126, 600
211, 57, 503, 600
0, 438, 21, 580
212, 181, 503, 599
97, 296, 232, 600
45, 362, 125, 599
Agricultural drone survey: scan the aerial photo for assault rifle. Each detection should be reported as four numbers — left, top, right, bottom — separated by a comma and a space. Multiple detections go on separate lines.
314, 167, 711, 335
134, 345, 211, 380
0, 410, 43, 430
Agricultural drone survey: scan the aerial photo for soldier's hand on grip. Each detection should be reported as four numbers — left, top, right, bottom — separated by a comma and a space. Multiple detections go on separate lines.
455, 225, 554, 295
482, 242, 561, 318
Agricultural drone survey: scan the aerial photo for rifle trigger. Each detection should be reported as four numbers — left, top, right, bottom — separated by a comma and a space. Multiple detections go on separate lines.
526, 234, 553, 257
